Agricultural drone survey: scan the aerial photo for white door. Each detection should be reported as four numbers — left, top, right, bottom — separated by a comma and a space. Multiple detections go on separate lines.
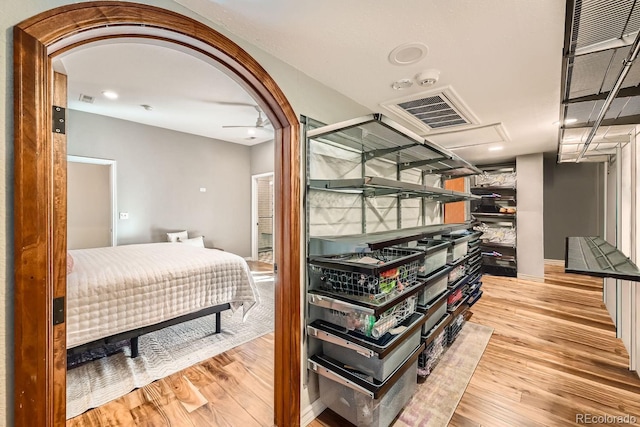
252, 173, 274, 262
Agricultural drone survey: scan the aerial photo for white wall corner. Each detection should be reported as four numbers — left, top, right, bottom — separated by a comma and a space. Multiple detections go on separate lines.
301, 398, 327, 426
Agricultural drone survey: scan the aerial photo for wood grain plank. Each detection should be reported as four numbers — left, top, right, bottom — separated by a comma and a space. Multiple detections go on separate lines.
198, 381, 263, 427
164, 374, 208, 413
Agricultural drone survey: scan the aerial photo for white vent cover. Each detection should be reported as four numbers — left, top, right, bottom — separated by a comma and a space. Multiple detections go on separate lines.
381, 86, 479, 132
78, 94, 95, 104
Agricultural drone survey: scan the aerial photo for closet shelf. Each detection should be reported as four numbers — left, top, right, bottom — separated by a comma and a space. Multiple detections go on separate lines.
306, 113, 481, 178
309, 222, 475, 254
480, 241, 516, 249
309, 176, 481, 202
565, 236, 640, 281
471, 186, 516, 191
472, 212, 516, 220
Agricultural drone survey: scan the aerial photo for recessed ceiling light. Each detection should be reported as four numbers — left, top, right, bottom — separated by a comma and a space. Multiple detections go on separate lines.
102, 90, 118, 100
488, 146, 504, 152
388, 42, 428, 66
392, 79, 414, 90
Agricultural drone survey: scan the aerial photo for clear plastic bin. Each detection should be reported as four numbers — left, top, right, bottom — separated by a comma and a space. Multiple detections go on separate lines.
309, 313, 426, 381
417, 267, 449, 306
310, 344, 421, 427
415, 240, 450, 277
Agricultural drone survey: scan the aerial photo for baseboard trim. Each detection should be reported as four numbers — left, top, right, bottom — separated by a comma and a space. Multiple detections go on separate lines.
544, 259, 565, 266
517, 273, 545, 283
301, 399, 327, 426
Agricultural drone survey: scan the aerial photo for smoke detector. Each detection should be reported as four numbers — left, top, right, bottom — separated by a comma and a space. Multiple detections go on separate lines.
415, 69, 440, 87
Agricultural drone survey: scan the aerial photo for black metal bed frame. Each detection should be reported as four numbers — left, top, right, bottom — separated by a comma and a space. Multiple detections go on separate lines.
66, 302, 232, 362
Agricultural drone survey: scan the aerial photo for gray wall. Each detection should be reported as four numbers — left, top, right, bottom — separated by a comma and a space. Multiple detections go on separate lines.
516, 153, 545, 279
251, 139, 275, 175
543, 155, 604, 260
68, 109, 253, 256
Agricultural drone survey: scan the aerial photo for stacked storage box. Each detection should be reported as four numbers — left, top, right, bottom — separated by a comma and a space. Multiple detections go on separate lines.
417, 312, 449, 378
307, 246, 428, 426
465, 233, 484, 307
447, 312, 466, 345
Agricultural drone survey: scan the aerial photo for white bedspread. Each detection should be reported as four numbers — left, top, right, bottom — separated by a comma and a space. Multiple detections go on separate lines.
66, 243, 259, 348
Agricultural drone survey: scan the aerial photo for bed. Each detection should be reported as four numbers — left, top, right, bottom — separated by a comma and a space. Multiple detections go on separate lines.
66, 242, 259, 360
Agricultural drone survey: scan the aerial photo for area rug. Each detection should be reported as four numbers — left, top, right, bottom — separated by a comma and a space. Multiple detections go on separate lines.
66, 278, 274, 419
394, 321, 494, 426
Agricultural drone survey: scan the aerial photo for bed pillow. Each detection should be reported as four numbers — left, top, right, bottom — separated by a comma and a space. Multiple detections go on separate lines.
167, 230, 188, 243
178, 235, 205, 248
67, 253, 74, 274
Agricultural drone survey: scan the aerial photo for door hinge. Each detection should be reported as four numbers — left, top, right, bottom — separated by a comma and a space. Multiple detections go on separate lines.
53, 105, 66, 134
53, 297, 65, 325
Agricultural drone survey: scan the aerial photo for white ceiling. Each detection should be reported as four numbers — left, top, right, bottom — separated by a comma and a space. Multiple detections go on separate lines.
58, 40, 274, 146
59, 0, 567, 164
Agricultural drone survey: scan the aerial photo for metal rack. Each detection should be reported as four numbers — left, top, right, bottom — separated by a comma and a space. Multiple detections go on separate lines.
303, 113, 483, 426
471, 164, 517, 277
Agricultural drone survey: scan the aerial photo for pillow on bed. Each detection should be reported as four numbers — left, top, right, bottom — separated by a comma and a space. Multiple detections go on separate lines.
167, 230, 188, 243
67, 253, 74, 274
178, 235, 205, 248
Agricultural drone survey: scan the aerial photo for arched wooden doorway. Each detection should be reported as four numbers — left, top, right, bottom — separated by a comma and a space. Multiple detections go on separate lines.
13, 2, 300, 426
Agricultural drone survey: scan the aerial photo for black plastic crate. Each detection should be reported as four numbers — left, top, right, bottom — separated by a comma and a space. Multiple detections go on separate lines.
447, 314, 465, 345
417, 329, 447, 377
309, 247, 424, 300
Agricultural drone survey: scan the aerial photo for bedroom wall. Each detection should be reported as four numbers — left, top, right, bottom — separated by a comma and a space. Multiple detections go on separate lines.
251, 139, 275, 175
2, 1, 370, 424
67, 109, 253, 255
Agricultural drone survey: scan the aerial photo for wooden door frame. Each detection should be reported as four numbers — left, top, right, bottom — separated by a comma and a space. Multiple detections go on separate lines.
13, 2, 301, 426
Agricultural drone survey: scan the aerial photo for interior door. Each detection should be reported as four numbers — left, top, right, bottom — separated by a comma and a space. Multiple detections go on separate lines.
52, 71, 68, 425
253, 173, 274, 263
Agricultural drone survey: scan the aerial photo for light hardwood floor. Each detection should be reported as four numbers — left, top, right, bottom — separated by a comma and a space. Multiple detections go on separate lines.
69, 264, 640, 426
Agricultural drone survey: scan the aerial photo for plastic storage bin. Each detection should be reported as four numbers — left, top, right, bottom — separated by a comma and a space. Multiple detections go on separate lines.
448, 263, 466, 283
315, 295, 418, 339
417, 266, 450, 306
415, 240, 450, 277
309, 344, 422, 427
442, 235, 470, 262
447, 314, 465, 345
419, 291, 448, 335
307, 312, 427, 381
308, 247, 424, 301
418, 328, 447, 378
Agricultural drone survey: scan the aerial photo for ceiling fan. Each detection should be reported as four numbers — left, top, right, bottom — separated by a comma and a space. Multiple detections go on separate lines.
219, 103, 272, 131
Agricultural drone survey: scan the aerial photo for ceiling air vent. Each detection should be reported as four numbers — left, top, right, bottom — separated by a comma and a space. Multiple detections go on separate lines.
381, 87, 478, 132
78, 94, 95, 104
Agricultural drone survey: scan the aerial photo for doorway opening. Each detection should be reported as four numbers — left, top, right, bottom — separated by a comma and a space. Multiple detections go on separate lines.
252, 172, 275, 265
13, 3, 300, 426
67, 155, 117, 248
